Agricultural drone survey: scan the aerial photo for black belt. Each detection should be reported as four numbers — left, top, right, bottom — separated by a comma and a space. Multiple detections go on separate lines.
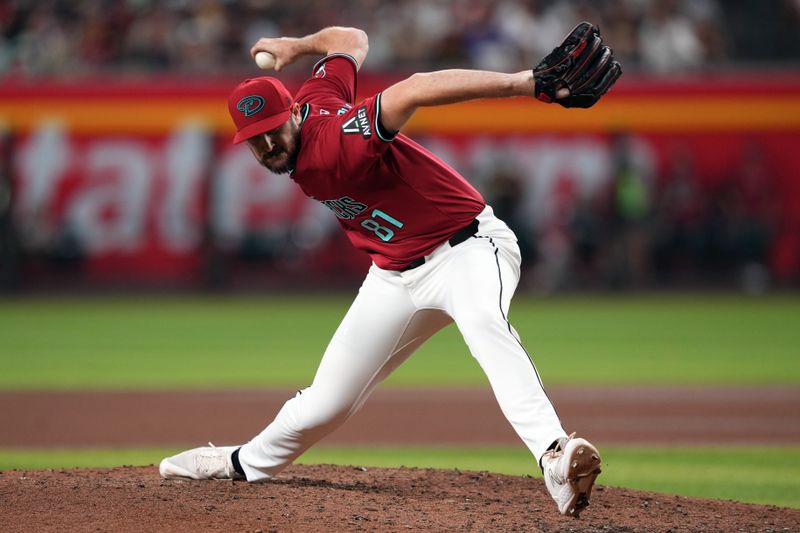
400, 218, 480, 271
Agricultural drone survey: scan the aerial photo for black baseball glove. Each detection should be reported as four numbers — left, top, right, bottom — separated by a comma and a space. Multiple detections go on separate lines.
533, 22, 622, 109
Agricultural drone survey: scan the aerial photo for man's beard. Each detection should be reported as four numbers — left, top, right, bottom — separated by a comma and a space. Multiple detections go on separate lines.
262, 123, 299, 174
264, 149, 297, 174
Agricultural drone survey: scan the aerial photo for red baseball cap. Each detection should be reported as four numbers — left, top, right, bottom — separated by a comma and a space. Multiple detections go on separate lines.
228, 77, 293, 144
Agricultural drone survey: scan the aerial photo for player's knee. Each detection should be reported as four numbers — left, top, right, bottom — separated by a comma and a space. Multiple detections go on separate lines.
456, 308, 508, 334
291, 395, 352, 433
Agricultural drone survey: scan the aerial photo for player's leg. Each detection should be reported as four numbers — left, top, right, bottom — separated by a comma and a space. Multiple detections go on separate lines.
234, 267, 451, 481
434, 211, 601, 516
436, 215, 567, 461
160, 267, 440, 481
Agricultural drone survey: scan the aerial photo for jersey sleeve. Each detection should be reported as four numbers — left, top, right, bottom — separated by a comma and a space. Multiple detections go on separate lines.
330, 93, 399, 177
294, 54, 359, 107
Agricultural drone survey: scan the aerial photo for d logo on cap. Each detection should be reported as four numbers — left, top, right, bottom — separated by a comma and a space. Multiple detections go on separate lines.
237, 95, 265, 117
228, 77, 293, 144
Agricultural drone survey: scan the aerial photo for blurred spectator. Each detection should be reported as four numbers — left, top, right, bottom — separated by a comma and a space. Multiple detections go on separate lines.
638, 0, 705, 73
568, 190, 604, 289
485, 163, 537, 267
0, 125, 19, 289
598, 0, 641, 70
723, 0, 800, 64
122, 5, 175, 71
0, 0, 795, 76
604, 132, 655, 288
651, 140, 708, 283
535, 175, 577, 292
710, 139, 777, 292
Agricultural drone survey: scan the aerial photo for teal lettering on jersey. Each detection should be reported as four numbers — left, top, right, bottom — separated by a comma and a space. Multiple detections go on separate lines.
361, 209, 405, 242
320, 197, 406, 242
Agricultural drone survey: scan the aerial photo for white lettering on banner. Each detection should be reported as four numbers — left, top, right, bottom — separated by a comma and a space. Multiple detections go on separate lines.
213, 145, 299, 247
12, 125, 655, 269
14, 123, 210, 255
162, 124, 210, 252
16, 123, 72, 245
67, 141, 152, 253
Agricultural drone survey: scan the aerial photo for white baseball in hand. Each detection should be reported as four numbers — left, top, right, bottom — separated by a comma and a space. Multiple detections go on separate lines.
255, 51, 276, 70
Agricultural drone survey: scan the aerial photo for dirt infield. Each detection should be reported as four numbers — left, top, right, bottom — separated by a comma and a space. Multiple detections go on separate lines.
2, 386, 799, 447
2, 386, 800, 531
2, 465, 799, 532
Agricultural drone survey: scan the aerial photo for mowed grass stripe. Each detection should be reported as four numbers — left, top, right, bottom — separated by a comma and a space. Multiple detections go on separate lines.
1, 295, 798, 388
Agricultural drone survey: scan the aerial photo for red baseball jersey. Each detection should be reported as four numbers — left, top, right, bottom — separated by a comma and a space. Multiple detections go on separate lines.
292, 54, 486, 270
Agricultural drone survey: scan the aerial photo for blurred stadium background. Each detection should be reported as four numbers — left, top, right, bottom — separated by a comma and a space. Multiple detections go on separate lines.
0, 0, 798, 293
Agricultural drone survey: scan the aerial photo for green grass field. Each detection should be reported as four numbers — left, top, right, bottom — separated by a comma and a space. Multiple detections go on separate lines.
1, 294, 799, 508
1, 294, 798, 388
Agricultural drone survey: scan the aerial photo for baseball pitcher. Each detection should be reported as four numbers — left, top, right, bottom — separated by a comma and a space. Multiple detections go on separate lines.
160, 24, 621, 518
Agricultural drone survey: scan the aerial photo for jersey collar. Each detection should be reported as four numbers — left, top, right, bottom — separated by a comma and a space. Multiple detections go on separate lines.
299, 103, 311, 127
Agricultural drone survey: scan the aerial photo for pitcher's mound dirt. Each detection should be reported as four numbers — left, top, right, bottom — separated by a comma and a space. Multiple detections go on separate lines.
2, 464, 798, 532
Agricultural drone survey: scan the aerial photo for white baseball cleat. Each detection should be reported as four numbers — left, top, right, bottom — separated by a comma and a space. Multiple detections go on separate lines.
159, 443, 244, 480
540, 434, 602, 517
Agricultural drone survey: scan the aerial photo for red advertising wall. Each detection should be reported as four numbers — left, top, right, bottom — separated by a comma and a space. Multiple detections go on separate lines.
2, 74, 799, 284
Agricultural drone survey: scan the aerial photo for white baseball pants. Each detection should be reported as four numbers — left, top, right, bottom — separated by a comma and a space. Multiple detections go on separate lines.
238, 206, 567, 481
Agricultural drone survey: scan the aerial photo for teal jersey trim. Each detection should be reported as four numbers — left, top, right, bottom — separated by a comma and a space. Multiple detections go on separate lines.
374, 93, 398, 143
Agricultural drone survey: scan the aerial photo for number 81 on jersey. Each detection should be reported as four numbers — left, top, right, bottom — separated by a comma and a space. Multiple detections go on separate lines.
361, 209, 404, 242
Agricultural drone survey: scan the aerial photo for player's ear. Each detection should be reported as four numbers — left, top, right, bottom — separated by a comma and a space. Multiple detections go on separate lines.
291, 102, 302, 120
